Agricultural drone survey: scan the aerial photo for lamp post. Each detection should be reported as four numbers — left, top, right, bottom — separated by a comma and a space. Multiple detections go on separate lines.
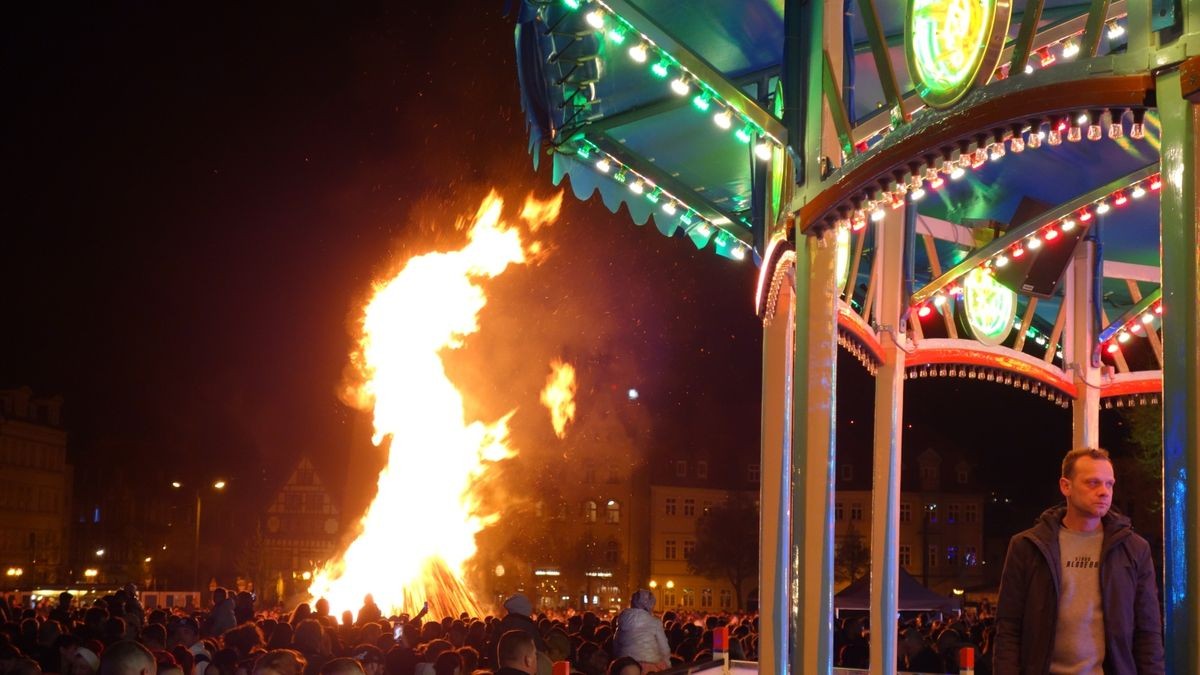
172, 479, 226, 591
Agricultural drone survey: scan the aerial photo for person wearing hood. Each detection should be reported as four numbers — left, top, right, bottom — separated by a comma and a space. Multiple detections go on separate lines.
612, 590, 671, 672
994, 447, 1164, 675
205, 589, 237, 638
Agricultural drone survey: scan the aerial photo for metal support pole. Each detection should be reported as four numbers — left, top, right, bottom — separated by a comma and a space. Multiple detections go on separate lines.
1156, 68, 1200, 675
792, 228, 840, 674
869, 207, 907, 674
759, 278, 795, 675
1064, 241, 1100, 447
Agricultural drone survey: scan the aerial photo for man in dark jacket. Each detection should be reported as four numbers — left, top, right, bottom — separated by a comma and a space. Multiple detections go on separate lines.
492, 594, 546, 667
995, 447, 1164, 674
493, 630, 537, 675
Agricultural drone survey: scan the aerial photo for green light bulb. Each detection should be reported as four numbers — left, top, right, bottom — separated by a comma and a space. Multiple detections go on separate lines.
692, 94, 711, 112
735, 125, 753, 144
651, 60, 670, 78
563, 0, 581, 8
607, 28, 626, 44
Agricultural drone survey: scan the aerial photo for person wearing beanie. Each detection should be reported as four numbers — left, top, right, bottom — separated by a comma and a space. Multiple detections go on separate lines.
613, 590, 671, 672
492, 594, 545, 668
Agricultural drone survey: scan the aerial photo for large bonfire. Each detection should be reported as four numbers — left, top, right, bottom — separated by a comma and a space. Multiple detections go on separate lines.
308, 191, 561, 619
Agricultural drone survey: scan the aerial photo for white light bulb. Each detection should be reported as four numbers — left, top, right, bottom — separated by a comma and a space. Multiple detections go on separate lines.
910, 187, 926, 201
713, 109, 732, 129
754, 142, 772, 161
870, 208, 885, 222
662, 201, 678, 215
585, 10, 605, 29
595, 158, 611, 173
629, 180, 645, 195
628, 44, 648, 63
670, 78, 690, 96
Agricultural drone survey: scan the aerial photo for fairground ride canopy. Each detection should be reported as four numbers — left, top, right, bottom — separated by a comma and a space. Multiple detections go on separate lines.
510, 0, 1174, 405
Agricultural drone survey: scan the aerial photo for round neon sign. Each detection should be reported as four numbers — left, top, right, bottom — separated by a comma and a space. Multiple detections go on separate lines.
961, 267, 1016, 345
835, 227, 852, 291
906, 0, 1012, 108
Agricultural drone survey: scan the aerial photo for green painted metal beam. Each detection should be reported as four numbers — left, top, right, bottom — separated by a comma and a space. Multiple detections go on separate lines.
600, 0, 787, 144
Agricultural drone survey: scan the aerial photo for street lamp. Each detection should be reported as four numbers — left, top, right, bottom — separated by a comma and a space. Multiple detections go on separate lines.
171, 479, 227, 591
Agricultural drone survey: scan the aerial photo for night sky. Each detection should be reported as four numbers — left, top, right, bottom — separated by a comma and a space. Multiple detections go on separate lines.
4, 3, 1147, 540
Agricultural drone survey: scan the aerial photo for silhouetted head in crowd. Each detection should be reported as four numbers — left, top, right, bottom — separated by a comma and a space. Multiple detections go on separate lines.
496, 631, 536, 675
253, 649, 307, 675
607, 656, 641, 675
100, 640, 156, 675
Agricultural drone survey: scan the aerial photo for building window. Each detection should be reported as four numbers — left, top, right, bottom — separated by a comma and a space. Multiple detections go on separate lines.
748, 464, 761, 483
900, 503, 911, 522
719, 589, 732, 609
927, 504, 938, 524
964, 504, 978, 523
606, 500, 620, 523
946, 545, 959, 567
927, 545, 938, 569
850, 503, 863, 521
683, 499, 696, 517
605, 540, 620, 564
702, 500, 713, 515
682, 589, 695, 607
665, 498, 677, 516
947, 503, 960, 524
665, 539, 677, 560
899, 545, 912, 569
700, 588, 713, 608
583, 501, 597, 522
683, 540, 695, 560
696, 461, 708, 479
664, 591, 676, 607
675, 461, 687, 477
835, 503, 844, 521
840, 464, 854, 481
921, 465, 938, 483
965, 545, 978, 566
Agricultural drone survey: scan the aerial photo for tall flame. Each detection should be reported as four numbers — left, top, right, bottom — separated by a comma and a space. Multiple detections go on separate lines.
309, 191, 553, 619
540, 360, 577, 439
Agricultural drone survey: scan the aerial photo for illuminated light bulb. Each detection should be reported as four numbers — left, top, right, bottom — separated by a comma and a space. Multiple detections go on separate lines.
651, 59, 670, 78
696, 223, 711, 236
1037, 47, 1055, 67
680, 211, 694, 225
662, 201, 678, 215
1087, 124, 1103, 141
1079, 210, 1093, 222
713, 108, 732, 129
629, 180, 645, 195
1107, 21, 1125, 39
1106, 343, 1120, 354
933, 294, 947, 308
1061, 218, 1076, 232
1131, 185, 1146, 199
754, 141, 772, 161
1114, 191, 1128, 206
1150, 176, 1162, 190
1130, 122, 1145, 139
1117, 331, 1131, 343
1077, 113, 1090, 125
1155, 304, 1163, 314
1131, 323, 1144, 334
1012, 246, 1026, 258
1010, 136, 1025, 153
692, 93, 711, 111
1109, 121, 1123, 139
870, 207, 885, 222
851, 218, 867, 232
731, 246, 747, 260
628, 43, 648, 63
562, 0, 582, 9
670, 77, 690, 96
1027, 236, 1043, 250
645, 187, 661, 203
1044, 228, 1059, 241
595, 158, 612, 173
1096, 201, 1111, 214
910, 187, 926, 201
990, 145, 1005, 161
1024, 63, 1034, 74
606, 27, 627, 44
613, 168, 627, 183
735, 125, 753, 144
1067, 125, 1083, 142
1028, 131, 1042, 149
1061, 39, 1080, 58
1048, 128, 1062, 145
585, 10, 605, 29
1141, 312, 1155, 324
950, 166, 966, 180
1035, 335, 1047, 346
917, 305, 933, 318
576, 145, 591, 159
930, 177, 945, 189
995, 254, 1010, 267
973, 148, 988, 165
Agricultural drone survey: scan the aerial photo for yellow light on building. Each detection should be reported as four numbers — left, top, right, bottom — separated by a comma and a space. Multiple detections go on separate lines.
84, 569, 99, 578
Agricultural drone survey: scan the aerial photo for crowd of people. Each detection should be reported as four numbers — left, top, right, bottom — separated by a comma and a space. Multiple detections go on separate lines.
834, 606, 997, 674
0, 585, 757, 675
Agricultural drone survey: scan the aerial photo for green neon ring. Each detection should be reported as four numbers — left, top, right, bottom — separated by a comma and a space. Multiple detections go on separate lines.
905, 0, 1013, 109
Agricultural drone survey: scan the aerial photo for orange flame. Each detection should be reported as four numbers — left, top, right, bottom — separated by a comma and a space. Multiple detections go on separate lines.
540, 360, 577, 439
309, 191, 555, 619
